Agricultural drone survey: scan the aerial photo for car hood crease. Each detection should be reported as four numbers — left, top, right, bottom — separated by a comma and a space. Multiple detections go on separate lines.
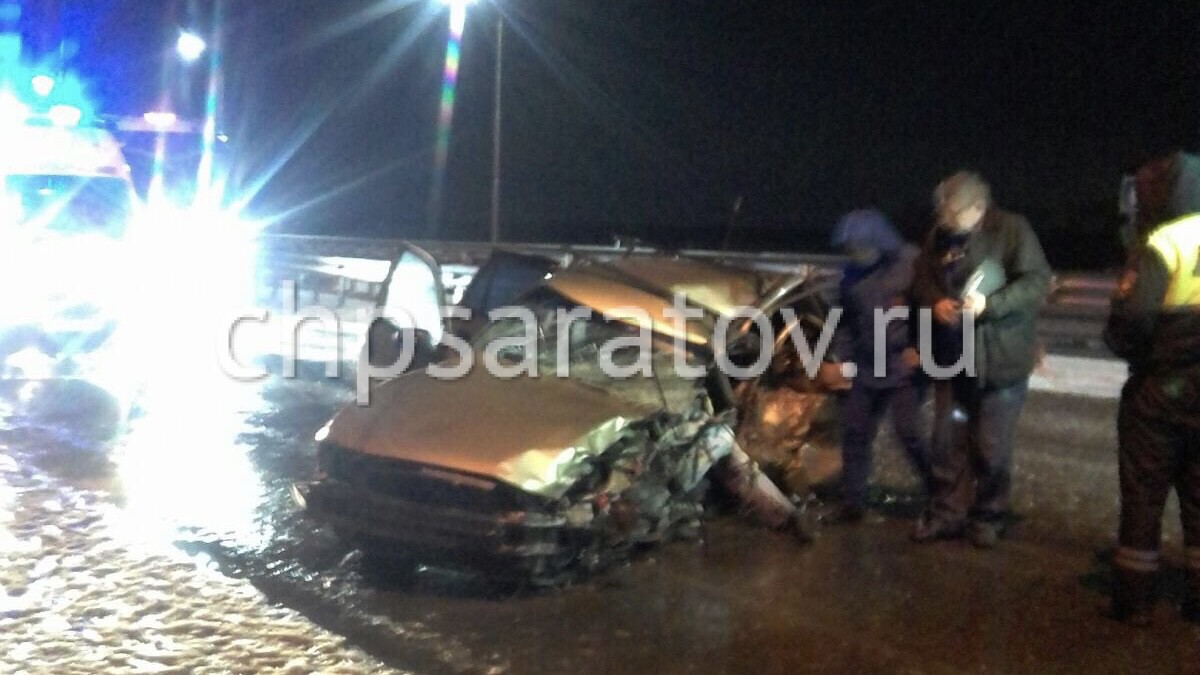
325, 367, 656, 499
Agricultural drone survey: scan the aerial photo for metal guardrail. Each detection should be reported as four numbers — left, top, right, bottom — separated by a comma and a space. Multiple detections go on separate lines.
258, 231, 1114, 280
257, 233, 846, 271
255, 234, 848, 312
255, 234, 1118, 357
1048, 275, 1116, 309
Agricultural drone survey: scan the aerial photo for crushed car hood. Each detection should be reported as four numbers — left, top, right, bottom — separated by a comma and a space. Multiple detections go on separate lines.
324, 366, 656, 500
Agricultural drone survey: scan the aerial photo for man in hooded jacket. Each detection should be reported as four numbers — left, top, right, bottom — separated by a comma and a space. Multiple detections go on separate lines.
820, 209, 932, 522
1104, 150, 1200, 626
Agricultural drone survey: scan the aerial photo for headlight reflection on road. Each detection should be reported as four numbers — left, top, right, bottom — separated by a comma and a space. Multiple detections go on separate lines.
109, 344, 269, 550
95, 181, 270, 547
0, 439, 19, 556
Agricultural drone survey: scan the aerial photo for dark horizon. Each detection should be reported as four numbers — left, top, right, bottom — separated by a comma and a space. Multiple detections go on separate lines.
19, 0, 1200, 267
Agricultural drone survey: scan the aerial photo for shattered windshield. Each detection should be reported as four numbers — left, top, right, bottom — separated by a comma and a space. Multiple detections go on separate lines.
2, 175, 134, 236
473, 289, 706, 410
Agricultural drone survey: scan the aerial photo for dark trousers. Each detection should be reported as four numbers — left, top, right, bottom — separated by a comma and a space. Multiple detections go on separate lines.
840, 379, 931, 509
1116, 373, 1200, 574
929, 376, 1028, 523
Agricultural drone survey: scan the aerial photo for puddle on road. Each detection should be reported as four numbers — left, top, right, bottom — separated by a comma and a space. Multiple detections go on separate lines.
0, 375, 458, 674
0, 370, 550, 674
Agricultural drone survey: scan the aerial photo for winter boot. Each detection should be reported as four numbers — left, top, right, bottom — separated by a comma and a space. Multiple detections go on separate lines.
1111, 567, 1155, 627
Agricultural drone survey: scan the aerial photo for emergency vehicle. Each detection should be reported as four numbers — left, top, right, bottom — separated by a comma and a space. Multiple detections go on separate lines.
0, 97, 142, 381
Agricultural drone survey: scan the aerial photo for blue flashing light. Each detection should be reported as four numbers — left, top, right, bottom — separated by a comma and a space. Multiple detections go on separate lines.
0, 54, 97, 127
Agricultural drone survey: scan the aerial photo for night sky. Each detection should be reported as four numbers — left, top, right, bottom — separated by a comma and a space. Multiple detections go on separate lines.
23, 0, 1200, 266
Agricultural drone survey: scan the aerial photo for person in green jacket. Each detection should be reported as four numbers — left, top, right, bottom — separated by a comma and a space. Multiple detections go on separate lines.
909, 171, 1052, 548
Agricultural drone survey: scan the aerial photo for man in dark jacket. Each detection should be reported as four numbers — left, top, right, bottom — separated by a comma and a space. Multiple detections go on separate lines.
910, 172, 1052, 547
820, 209, 932, 523
1104, 150, 1200, 626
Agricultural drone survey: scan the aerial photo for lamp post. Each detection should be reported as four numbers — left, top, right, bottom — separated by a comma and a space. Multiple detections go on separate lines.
489, 15, 502, 244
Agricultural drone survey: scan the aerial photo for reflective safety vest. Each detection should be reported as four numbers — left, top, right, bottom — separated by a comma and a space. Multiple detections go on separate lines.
1147, 214, 1200, 309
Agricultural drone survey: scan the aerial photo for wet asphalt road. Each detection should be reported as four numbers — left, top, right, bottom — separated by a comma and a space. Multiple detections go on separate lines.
4, 373, 1200, 675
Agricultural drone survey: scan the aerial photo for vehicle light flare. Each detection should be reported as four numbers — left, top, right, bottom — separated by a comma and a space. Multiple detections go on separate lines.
428, 3, 468, 232
147, 129, 168, 206
30, 74, 54, 97
197, 1, 224, 200
142, 111, 178, 129
46, 104, 82, 127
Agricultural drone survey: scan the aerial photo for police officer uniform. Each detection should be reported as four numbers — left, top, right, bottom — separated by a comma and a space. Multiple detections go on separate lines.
1105, 151, 1200, 625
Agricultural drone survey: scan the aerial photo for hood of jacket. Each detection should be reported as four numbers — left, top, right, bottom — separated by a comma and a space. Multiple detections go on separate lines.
831, 209, 904, 255
1136, 151, 1200, 231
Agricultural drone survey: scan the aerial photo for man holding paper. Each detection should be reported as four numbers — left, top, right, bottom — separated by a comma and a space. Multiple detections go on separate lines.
909, 171, 1052, 547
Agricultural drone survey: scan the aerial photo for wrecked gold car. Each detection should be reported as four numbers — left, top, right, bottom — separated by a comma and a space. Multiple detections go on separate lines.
298, 251, 840, 584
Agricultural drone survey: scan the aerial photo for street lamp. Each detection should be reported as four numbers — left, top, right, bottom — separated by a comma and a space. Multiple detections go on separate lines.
176, 31, 207, 63
162, 13, 224, 208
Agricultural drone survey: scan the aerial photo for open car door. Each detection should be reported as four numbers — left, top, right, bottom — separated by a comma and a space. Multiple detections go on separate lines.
360, 245, 563, 377
361, 243, 445, 373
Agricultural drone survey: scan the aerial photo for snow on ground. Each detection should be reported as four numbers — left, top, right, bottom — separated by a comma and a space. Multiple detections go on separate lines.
1029, 354, 1126, 399
0, 451, 402, 675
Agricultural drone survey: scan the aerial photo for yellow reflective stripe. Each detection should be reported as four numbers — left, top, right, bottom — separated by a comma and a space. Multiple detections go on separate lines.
1147, 214, 1200, 308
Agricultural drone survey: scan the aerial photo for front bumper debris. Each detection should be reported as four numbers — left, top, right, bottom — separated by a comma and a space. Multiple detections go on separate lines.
304, 406, 809, 583
306, 477, 568, 558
